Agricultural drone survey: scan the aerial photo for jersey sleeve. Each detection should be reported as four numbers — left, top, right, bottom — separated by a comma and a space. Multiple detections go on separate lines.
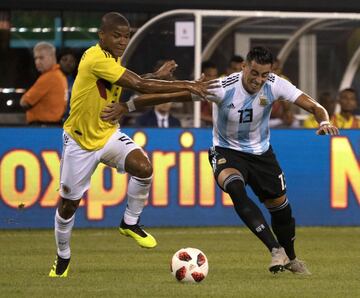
91, 53, 127, 84
272, 75, 303, 103
22, 75, 51, 106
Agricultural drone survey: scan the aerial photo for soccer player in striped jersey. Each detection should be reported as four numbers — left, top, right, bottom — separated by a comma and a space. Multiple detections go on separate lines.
101, 46, 339, 275
49, 12, 217, 278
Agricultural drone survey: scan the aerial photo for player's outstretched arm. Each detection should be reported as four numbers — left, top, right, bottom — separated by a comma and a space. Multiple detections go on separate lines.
116, 69, 216, 99
294, 93, 339, 135
100, 91, 192, 122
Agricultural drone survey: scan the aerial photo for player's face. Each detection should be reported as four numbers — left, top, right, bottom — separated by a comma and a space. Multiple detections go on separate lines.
242, 60, 272, 94
100, 25, 130, 58
34, 49, 55, 73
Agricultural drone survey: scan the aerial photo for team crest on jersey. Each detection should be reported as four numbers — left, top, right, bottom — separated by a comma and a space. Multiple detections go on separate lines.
259, 96, 269, 106
217, 158, 227, 165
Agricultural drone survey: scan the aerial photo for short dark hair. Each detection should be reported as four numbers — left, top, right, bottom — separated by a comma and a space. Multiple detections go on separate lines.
201, 60, 217, 71
339, 88, 357, 96
58, 48, 76, 59
100, 12, 130, 32
246, 47, 274, 65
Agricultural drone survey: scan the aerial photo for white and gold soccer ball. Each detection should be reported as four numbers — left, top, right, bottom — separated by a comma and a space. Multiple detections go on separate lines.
170, 247, 209, 283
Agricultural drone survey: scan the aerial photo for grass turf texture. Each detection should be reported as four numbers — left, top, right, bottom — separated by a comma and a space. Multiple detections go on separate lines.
1, 227, 359, 297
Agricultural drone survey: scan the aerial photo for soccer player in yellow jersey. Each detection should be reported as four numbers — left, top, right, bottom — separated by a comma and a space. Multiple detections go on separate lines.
49, 12, 217, 277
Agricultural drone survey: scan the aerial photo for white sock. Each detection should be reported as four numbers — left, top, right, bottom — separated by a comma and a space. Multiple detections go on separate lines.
55, 209, 75, 259
124, 176, 152, 225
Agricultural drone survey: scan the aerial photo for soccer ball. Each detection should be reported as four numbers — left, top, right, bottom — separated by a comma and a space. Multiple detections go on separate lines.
170, 247, 209, 283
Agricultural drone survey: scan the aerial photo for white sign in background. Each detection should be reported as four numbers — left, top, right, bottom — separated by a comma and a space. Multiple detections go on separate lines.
175, 21, 194, 47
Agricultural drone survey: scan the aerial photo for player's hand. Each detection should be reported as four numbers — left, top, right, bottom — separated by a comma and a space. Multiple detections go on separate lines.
100, 102, 128, 123
188, 77, 220, 100
316, 123, 339, 135
196, 74, 219, 89
154, 60, 178, 80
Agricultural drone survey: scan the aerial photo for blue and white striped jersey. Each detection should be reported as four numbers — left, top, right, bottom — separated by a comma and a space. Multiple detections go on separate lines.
207, 72, 302, 155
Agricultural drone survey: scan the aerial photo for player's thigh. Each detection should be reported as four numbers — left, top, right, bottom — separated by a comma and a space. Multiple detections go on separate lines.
248, 147, 286, 202
98, 130, 148, 176
208, 146, 248, 190
60, 133, 99, 200
217, 168, 242, 189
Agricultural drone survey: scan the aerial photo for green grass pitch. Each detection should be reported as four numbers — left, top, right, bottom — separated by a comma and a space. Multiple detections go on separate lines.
1, 227, 359, 297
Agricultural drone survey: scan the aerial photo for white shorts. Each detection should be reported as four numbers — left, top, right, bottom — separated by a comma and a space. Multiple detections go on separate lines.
59, 130, 140, 200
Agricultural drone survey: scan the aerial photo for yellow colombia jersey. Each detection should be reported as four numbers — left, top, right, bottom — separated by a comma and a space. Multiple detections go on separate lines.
64, 44, 126, 150
303, 115, 318, 128
331, 113, 360, 129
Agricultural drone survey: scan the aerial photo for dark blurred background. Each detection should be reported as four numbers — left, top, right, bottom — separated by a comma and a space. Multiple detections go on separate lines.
1, 0, 360, 125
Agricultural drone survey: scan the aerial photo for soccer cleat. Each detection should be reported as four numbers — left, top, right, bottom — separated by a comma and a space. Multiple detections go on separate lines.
49, 255, 70, 277
119, 219, 157, 248
269, 247, 290, 274
285, 258, 311, 275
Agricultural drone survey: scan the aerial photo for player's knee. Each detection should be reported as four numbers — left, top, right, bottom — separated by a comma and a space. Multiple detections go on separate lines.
268, 197, 293, 225
222, 174, 249, 207
222, 173, 245, 194
58, 198, 80, 219
135, 161, 153, 179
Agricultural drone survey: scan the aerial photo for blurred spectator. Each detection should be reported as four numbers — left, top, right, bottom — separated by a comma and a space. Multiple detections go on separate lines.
59, 49, 78, 122
269, 58, 298, 128
20, 42, 67, 125
303, 92, 336, 128
225, 55, 244, 75
136, 102, 181, 127
59, 49, 78, 121
202, 61, 218, 80
332, 88, 360, 128
201, 61, 219, 126
271, 59, 287, 79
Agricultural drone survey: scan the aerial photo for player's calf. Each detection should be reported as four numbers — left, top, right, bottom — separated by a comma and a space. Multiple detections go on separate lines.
268, 197, 296, 260
120, 175, 156, 248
